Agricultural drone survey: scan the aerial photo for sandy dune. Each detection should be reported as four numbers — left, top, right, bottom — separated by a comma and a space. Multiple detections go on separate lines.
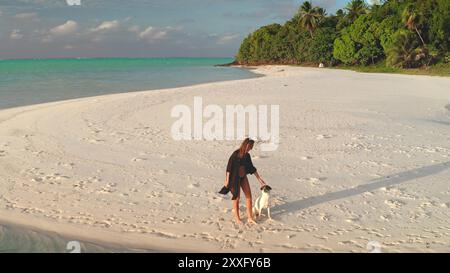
0, 66, 449, 252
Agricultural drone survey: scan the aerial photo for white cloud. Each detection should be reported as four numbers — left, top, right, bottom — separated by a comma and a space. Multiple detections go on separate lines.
138, 26, 168, 41
90, 20, 119, 33
41, 35, 52, 43
91, 36, 103, 43
216, 34, 239, 45
10, 29, 24, 40
14, 12, 39, 21
128, 25, 140, 33
50, 20, 78, 36
66, 0, 81, 6
165, 25, 183, 32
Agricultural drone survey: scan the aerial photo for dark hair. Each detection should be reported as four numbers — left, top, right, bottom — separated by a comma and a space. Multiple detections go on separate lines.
238, 138, 254, 158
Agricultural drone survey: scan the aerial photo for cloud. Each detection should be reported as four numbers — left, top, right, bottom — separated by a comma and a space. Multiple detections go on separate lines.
12, 0, 64, 6
14, 12, 39, 21
64, 44, 76, 49
66, 0, 81, 6
128, 25, 140, 33
41, 35, 52, 43
90, 20, 119, 33
138, 26, 168, 42
50, 20, 78, 36
216, 34, 239, 45
10, 29, 24, 40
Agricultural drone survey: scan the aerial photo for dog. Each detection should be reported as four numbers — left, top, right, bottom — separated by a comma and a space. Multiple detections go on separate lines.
253, 185, 272, 220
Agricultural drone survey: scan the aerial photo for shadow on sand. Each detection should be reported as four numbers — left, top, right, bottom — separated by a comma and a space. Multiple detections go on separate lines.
272, 161, 450, 217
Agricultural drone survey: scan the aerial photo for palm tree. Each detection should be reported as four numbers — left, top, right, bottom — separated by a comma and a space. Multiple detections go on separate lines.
402, 4, 426, 46
345, 0, 367, 22
387, 31, 420, 68
298, 1, 324, 38
335, 9, 345, 18
315, 7, 327, 18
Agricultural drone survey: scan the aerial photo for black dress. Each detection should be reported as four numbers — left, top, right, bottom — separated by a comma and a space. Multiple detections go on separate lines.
223, 149, 257, 200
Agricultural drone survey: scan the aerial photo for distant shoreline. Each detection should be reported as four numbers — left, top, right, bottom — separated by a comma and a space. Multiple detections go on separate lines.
219, 60, 450, 77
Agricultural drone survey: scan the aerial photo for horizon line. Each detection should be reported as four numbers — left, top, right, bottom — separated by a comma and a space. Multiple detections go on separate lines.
0, 56, 236, 61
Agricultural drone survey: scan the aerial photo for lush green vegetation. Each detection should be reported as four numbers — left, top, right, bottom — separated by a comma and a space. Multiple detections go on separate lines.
235, 0, 449, 75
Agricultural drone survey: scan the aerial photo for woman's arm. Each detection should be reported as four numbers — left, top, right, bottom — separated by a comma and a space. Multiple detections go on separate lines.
254, 171, 267, 186
225, 171, 230, 187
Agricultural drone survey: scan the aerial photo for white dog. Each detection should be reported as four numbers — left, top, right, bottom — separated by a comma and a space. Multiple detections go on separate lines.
253, 185, 272, 220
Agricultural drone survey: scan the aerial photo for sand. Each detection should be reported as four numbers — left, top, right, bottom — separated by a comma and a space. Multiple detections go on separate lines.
0, 66, 449, 252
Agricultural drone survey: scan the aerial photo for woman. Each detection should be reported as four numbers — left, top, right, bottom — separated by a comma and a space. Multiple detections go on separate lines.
223, 138, 267, 224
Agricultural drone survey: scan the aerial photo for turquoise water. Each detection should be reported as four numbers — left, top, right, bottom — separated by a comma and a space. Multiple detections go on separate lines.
0, 58, 255, 110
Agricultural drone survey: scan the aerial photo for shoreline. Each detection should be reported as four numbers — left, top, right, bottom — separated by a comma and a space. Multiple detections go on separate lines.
0, 220, 140, 253
225, 62, 450, 78
1, 65, 450, 252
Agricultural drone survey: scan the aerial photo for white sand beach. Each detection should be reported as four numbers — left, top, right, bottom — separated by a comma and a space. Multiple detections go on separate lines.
0, 66, 449, 252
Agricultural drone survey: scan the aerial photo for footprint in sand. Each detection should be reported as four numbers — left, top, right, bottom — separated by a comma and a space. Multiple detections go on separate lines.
316, 134, 333, 140
81, 137, 105, 144
296, 177, 326, 186
318, 213, 332, 222
57, 162, 75, 169
187, 182, 200, 189
384, 199, 406, 209
30, 172, 69, 185
419, 201, 441, 210
300, 156, 313, 160
31, 177, 44, 183
73, 180, 89, 189
115, 138, 127, 144
380, 214, 393, 221
88, 139, 105, 143
132, 157, 147, 162
0, 150, 6, 157
97, 182, 117, 194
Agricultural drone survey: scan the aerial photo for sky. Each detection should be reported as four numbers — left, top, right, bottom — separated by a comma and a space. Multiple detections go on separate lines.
0, 0, 353, 59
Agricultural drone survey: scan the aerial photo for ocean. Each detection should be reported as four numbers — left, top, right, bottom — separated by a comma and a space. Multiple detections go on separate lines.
0, 58, 257, 110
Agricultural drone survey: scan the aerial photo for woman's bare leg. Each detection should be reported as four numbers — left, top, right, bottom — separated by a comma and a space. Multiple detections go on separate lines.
241, 177, 256, 224
232, 198, 242, 224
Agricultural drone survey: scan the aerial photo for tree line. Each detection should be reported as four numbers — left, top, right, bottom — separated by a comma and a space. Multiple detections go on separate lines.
235, 0, 449, 69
